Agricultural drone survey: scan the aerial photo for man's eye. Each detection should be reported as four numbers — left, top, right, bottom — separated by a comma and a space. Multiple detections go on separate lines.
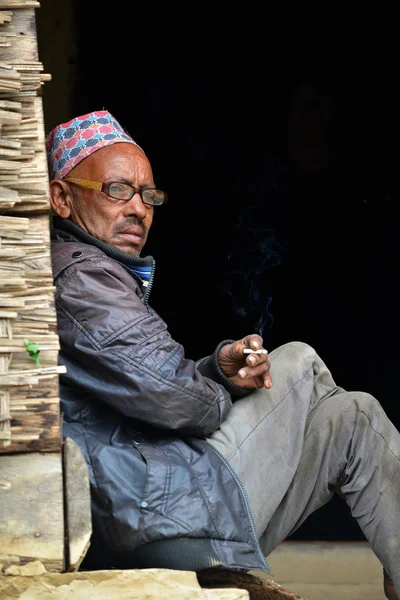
109, 183, 132, 199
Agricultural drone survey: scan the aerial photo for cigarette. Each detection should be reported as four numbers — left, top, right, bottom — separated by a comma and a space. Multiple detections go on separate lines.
243, 348, 268, 355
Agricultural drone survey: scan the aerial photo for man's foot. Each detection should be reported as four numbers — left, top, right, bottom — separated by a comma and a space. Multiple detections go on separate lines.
197, 569, 304, 599
384, 569, 399, 600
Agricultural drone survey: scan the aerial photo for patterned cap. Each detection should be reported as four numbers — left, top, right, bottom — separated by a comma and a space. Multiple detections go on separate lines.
45, 110, 141, 180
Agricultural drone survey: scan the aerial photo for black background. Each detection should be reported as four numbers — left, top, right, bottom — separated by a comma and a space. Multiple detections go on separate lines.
37, 5, 400, 542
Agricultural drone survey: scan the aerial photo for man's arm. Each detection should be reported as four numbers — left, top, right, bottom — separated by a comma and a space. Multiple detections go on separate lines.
56, 256, 235, 437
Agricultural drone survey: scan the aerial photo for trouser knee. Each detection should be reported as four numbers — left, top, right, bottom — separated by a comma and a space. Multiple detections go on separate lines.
269, 341, 320, 382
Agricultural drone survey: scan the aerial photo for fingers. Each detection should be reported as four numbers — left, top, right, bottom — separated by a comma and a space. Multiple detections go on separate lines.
233, 335, 263, 357
253, 374, 271, 389
238, 357, 272, 389
245, 352, 266, 368
262, 372, 273, 389
239, 370, 273, 389
239, 359, 270, 379
241, 334, 263, 352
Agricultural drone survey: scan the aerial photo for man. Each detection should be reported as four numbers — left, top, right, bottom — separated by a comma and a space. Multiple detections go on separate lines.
47, 110, 400, 600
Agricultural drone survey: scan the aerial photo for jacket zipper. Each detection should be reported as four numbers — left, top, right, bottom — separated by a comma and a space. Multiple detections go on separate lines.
144, 258, 156, 305
141, 257, 269, 571
206, 440, 272, 573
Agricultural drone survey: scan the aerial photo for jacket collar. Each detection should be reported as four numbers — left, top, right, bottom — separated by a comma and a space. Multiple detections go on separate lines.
52, 217, 154, 269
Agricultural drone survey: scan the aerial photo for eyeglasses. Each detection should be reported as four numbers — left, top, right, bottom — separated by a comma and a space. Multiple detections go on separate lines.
63, 177, 168, 206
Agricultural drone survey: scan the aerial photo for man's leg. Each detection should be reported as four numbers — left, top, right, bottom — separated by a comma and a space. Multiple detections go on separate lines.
208, 341, 400, 595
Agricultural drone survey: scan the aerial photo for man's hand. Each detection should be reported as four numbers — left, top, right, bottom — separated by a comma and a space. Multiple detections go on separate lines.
218, 335, 272, 390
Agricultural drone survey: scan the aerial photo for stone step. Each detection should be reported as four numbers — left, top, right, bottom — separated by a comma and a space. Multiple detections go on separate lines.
280, 583, 382, 600
1, 567, 248, 600
0, 563, 306, 600
266, 541, 382, 584
252, 541, 384, 600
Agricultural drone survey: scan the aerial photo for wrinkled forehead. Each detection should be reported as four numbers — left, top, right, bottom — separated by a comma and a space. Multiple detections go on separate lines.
69, 142, 153, 183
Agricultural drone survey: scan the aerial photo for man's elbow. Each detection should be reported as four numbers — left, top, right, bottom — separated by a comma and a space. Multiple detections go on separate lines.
153, 406, 221, 437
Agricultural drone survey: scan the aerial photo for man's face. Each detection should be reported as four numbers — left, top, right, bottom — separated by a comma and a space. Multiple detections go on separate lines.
52, 143, 155, 255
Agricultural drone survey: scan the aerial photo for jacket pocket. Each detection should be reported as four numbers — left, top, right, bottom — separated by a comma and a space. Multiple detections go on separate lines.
131, 440, 171, 514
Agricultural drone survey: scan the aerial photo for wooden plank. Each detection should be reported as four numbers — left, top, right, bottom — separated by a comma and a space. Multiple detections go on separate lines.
0, 569, 250, 599
0, 2, 40, 7
0, 369, 62, 452
0, 452, 64, 572
0, 321, 11, 443
63, 438, 92, 572
2, 396, 61, 452
0, 8, 38, 64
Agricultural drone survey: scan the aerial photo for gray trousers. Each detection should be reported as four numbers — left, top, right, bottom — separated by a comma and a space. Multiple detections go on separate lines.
208, 341, 400, 594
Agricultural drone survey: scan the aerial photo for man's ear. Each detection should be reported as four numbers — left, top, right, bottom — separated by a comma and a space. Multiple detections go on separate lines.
50, 180, 72, 218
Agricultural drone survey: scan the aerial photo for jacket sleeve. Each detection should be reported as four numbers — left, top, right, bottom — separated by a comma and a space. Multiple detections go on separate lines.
195, 343, 254, 401
55, 256, 235, 437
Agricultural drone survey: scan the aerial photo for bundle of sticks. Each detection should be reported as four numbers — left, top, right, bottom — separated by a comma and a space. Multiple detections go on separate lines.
0, 3, 63, 453
0, 4, 52, 212
0, 66, 52, 212
0, 215, 66, 451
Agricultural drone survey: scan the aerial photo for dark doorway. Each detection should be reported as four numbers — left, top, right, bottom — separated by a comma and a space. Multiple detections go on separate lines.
37, 4, 400, 542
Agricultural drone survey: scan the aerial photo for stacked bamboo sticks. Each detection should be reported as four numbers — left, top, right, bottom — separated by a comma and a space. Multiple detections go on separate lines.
0, 72, 52, 212
0, 214, 66, 450
0, 3, 63, 452
0, 2, 52, 213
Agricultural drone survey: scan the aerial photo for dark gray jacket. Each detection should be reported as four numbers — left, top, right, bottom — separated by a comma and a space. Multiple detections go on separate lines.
51, 218, 271, 574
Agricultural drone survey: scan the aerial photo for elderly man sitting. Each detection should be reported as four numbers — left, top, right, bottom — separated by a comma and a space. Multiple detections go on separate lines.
46, 110, 400, 600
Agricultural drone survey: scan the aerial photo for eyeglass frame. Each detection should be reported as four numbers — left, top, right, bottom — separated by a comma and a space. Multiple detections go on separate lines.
63, 177, 168, 206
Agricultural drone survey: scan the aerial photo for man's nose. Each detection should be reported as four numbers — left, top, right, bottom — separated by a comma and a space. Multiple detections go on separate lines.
123, 192, 147, 219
